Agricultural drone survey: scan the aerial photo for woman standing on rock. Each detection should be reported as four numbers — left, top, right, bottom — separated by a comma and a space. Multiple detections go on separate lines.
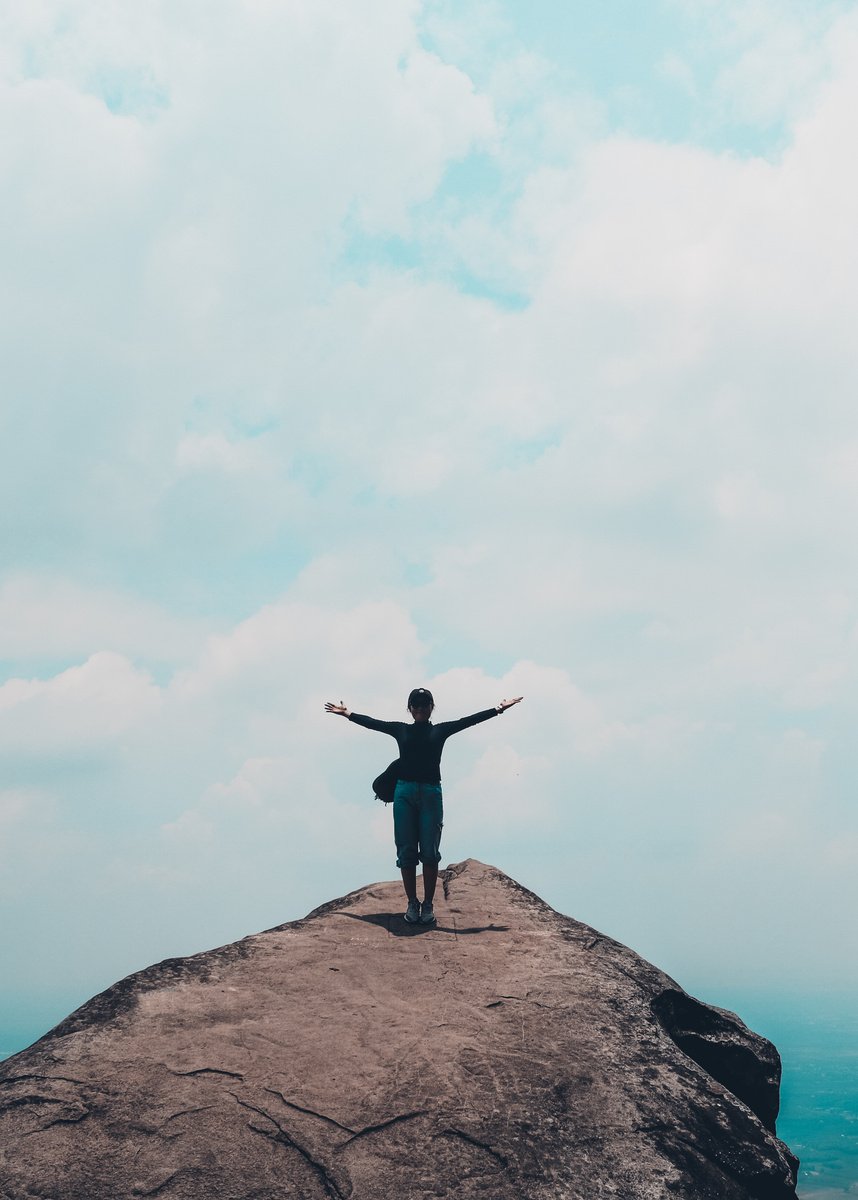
325, 689, 523, 926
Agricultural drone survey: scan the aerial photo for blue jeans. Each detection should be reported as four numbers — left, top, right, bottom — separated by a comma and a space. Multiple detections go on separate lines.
393, 780, 443, 869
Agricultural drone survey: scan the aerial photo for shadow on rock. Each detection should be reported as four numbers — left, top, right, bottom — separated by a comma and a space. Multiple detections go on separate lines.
333, 912, 510, 937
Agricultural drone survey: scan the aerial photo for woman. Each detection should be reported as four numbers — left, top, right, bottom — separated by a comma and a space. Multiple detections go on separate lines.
325, 688, 523, 925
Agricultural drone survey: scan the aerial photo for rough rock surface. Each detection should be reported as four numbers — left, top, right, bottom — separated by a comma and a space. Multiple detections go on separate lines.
0, 859, 798, 1199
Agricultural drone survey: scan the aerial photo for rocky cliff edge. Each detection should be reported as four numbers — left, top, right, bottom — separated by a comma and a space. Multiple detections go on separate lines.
0, 858, 798, 1200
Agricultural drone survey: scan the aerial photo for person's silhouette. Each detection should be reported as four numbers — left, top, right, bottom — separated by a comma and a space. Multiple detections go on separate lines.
325, 689, 523, 924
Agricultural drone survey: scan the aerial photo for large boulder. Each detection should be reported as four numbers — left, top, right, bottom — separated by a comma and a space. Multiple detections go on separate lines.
0, 859, 798, 1199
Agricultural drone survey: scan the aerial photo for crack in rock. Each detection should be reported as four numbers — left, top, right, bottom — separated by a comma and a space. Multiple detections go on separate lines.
161, 1105, 217, 1127
23, 1110, 90, 1137
2, 1095, 68, 1109
263, 1088, 357, 1134
133, 1166, 205, 1197
1, 1074, 90, 1087
169, 1067, 245, 1081
338, 1109, 427, 1148
233, 1096, 348, 1200
435, 1127, 510, 1168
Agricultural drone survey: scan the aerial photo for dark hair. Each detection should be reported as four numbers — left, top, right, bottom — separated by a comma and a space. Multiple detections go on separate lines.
407, 688, 434, 707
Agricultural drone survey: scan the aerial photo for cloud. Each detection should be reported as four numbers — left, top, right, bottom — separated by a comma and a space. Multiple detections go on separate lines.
0, 652, 160, 758
0, 0, 496, 576
170, 598, 425, 706
174, 431, 270, 474
667, 0, 853, 130
0, 574, 212, 667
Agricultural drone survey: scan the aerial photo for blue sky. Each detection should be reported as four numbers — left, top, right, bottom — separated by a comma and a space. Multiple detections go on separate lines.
2, 0, 858, 1094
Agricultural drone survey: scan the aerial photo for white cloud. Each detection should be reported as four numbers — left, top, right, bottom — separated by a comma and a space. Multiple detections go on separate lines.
455, 743, 552, 833
170, 599, 425, 705
175, 431, 270, 474
0, 574, 211, 664
0, 0, 498, 572
674, 0, 853, 129
0, 652, 160, 755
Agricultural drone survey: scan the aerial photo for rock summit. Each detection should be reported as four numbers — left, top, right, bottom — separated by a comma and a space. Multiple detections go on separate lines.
0, 859, 798, 1199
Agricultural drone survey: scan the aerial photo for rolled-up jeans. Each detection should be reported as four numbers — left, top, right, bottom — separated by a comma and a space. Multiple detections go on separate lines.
393, 780, 443, 869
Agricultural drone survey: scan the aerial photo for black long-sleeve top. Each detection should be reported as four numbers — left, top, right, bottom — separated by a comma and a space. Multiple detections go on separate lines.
348, 709, 500, 783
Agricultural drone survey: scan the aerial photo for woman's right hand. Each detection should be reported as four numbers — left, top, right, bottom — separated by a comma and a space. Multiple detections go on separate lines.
325, 701, 351, 717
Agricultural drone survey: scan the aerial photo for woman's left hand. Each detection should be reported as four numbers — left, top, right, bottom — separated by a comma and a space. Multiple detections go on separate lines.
497, 696, 524, 711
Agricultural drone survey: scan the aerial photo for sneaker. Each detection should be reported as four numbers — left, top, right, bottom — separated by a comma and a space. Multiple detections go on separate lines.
419, 901, 436, 925
404, 899, 421, 923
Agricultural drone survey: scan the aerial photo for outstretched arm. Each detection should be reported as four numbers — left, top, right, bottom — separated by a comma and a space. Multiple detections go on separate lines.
441, 696, 525, 737
325, 702, 400, 736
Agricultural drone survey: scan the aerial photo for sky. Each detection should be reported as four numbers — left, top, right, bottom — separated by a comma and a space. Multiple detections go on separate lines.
2, 0, 858, 1059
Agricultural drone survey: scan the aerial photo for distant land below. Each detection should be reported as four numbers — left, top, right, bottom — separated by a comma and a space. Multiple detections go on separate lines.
704, 989, 857, 1198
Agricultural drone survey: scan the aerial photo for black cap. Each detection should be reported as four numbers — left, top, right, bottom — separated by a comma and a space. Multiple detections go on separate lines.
408, 688, 434, 707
